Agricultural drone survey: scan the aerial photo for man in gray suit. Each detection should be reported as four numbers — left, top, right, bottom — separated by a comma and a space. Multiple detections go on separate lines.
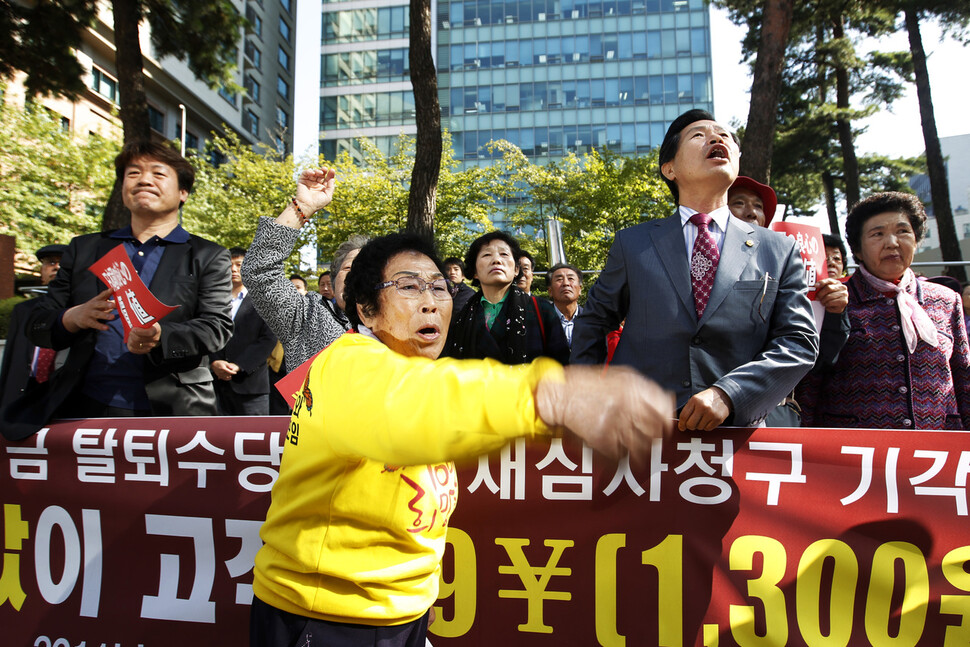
572, 109, 818, 431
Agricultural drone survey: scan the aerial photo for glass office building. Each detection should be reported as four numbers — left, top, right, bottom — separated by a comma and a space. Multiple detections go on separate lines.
318, 0, 713, 165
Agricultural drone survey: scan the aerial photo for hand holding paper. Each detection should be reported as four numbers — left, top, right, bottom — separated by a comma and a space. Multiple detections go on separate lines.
62, 288, 116, 333
87, 244, 178, 343
814, 277, 849, 314
127, 323, 161, 355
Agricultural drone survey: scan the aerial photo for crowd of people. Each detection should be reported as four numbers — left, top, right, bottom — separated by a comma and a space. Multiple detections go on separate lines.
1, 109, 968, 646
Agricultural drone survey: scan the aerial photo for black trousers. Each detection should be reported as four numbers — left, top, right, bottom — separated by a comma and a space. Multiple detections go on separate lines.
64, 391, 150, 418
250, 596, 430, 647
215, 380, 270, 415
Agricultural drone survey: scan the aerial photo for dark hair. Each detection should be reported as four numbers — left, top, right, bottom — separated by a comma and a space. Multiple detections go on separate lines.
548, 262, 583, 284
658, 109, 738, 203
844, 192, 927, 265
229, 247, 247, 259
319, 270, 331, 281
517, 250, 534, 266
821, 234, 847, 269
289, 274, 307, 289
344, 233, 445, 329
464, 231, 523, 287
114, 140, 195, 194
443, 256, 466, 274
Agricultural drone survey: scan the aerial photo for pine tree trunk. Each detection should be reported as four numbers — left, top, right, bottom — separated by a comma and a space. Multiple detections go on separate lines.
406, 0, 441, 243
905, 8, 963, 282
832, 16, 860, 213
739, 0, 794, 184
103, 0, 150, 231
822, 171, 839, 238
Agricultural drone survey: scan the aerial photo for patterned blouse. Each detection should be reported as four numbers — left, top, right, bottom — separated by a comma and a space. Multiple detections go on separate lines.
241, 217, 348, 370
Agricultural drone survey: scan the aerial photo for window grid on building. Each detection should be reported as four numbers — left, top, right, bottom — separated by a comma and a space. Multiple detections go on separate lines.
318, 0, 712, 164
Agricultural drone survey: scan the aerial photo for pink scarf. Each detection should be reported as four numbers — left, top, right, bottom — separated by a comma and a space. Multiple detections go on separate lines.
857, 265, 938, 354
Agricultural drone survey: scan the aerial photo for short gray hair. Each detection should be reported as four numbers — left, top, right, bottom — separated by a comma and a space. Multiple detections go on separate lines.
333, 234, 371, 273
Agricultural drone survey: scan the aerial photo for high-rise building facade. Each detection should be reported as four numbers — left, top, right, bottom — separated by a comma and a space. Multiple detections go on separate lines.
12, 1, 297, 158
314, 0, 713, 165
318, 0, 416, 161
243, 0, 299, 155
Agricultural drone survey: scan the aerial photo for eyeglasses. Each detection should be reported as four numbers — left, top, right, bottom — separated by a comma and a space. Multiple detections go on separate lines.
376, 276, 452, 301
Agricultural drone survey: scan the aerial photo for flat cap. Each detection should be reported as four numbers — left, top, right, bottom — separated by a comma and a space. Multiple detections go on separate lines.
36, 244, 67, 260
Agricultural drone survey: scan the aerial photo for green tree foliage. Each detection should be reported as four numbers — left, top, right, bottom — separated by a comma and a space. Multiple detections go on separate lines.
434, 133, 519, 258
0, 296, 28, 338
1, 1, 247, 230
181, 132, 296, 254
185, 131, 507, 272
494, 142, 672, 272
1, 0, 244, 115
1, 0, 98, 100
144, 1, 247, 90
319, 133, 504, 265
722, 0, 921, 234
0, 93, 119, 262
857, 153, 926, 195
0, 105, 673, 279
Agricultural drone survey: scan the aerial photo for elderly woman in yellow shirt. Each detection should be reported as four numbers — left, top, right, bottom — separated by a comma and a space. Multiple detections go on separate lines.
250, 197, 674, 646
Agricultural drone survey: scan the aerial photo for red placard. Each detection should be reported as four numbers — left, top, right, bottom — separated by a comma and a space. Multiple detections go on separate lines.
88, 244, 178, 340
770, 221, 827, 299
274, 348, 324, 407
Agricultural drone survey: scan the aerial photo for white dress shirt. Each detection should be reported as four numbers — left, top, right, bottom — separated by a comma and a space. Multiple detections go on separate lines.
230, 287, 248, 321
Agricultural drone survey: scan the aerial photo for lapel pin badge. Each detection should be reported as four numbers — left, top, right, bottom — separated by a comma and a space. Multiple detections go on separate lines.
745, 240, 754, 247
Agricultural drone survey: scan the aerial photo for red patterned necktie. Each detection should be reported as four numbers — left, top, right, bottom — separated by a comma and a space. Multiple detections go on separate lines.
34, 347, 57, 383
690, 213, 720, 319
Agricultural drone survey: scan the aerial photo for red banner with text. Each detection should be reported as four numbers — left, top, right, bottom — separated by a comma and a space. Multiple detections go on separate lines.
1, 419, 969, 646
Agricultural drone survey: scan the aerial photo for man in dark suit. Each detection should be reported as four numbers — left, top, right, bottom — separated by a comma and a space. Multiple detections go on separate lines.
1, 141, 233, 440
0, 244, 67, 411
443, 256, 475, 316
210, 247, 277, 415
548, 262, 584, 348
572, 109, 818, 431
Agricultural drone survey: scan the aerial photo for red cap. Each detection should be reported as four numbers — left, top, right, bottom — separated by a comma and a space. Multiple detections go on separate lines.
730, 176, 778, 226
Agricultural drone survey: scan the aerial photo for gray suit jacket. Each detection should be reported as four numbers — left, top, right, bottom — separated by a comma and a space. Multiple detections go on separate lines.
572, 213, 818, 426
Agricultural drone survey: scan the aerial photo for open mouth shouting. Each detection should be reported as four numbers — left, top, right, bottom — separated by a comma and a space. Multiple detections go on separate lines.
707, 144, 729, 161
416, 322, 441, 341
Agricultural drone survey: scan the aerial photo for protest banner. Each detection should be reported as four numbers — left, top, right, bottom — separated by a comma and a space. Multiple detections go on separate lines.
1, 418, 968, 646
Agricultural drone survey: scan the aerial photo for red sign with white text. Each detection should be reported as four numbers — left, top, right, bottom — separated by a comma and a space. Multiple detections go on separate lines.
2, 420, 969, 646
770, 221, 827, 300
88, 244, 178, 341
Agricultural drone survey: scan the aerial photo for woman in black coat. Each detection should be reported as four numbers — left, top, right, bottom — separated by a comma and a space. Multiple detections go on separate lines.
444, 231, 569, 365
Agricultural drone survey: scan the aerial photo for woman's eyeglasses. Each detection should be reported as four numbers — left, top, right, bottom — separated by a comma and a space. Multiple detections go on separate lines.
376, 276, 452, 301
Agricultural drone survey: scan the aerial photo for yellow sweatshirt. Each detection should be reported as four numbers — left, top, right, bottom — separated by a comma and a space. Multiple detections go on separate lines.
253, 333, 562, 625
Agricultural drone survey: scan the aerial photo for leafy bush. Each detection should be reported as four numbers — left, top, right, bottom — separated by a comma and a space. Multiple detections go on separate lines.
0, 296, 27, 338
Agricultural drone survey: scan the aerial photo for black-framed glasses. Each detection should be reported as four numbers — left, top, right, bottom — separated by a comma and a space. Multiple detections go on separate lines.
376, 276, 452, 301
